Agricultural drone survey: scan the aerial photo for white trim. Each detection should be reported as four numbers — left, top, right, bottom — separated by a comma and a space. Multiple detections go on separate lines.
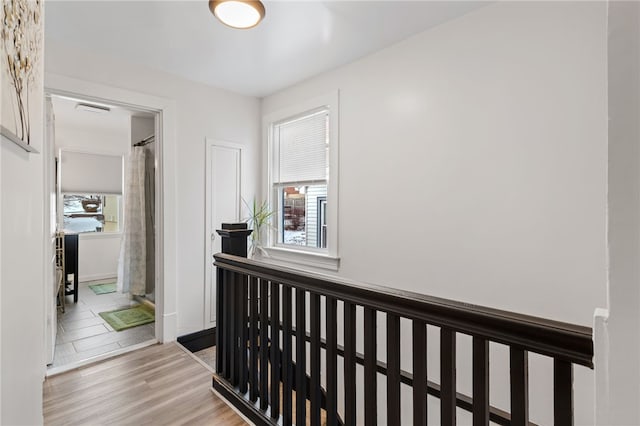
594, 307, 610, 424
45, 339, 157, 377
262, 247, 340, 271
44, 97, 57, 367
204, 138, 243, 329
44, 73, 178, 344
78, 232, 122, 240
262, 90, 340, 268
0, 110, 3, 419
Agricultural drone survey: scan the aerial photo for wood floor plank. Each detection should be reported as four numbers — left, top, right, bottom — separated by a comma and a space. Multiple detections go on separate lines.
43, 350, 188, 407
43, 343, 247, 426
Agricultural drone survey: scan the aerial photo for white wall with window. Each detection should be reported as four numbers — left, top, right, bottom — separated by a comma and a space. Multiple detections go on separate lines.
263, 91, 339, 270
53, 95, 131, 281
262, 3, 606, 425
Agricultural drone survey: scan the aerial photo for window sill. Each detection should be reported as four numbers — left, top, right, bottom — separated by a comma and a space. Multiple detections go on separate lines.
76, 232, 122, 240
261, 247, 340, 272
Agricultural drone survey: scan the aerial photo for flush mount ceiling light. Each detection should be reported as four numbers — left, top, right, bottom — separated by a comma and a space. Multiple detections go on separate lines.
209, 0, 265, 29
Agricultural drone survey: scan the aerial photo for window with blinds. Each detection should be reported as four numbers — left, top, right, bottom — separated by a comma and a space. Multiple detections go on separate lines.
59, 150, 124, 233
60, 151, 123, 195
272, 108, 329, 249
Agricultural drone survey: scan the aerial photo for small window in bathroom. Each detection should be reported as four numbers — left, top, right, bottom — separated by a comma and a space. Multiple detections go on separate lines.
63, 194, 121, 233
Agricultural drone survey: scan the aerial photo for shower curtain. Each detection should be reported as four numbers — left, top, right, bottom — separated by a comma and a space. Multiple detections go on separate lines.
117, 145, 155, 297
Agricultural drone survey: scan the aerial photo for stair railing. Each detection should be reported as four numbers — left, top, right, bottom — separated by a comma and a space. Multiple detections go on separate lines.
212, 252, 592, 426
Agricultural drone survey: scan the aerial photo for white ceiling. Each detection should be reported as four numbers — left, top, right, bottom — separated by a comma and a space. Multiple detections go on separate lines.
45, 1, 489, 98
51, 95, 134, 135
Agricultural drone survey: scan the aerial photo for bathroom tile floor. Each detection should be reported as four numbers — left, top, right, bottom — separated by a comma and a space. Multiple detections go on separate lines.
49, 278, 156, 369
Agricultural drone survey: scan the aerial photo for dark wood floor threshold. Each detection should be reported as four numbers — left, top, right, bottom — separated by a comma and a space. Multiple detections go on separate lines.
177, 327, 216, 353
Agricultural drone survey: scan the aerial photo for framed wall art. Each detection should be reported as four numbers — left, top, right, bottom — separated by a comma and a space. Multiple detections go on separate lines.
1, 0, 43, 153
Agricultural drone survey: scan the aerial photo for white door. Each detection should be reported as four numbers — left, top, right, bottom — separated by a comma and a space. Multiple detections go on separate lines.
204, 140, 242, 329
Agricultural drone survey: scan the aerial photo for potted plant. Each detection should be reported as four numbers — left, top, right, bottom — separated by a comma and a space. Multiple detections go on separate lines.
243, 198, 275, 257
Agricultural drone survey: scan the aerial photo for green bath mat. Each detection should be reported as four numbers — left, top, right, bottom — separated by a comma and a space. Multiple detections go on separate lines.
99, 304, 155, 331
88, 282, 117, 295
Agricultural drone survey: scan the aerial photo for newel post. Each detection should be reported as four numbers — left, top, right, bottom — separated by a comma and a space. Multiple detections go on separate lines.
216, 222, 253, 257
214, 223, 252, 384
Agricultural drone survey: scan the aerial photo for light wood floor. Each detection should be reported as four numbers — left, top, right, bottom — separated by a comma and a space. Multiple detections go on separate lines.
192, 346, 327, 426
43, 343, 247, 426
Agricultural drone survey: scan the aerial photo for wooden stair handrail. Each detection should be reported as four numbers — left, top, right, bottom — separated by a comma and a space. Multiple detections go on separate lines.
214, 252, 593, 368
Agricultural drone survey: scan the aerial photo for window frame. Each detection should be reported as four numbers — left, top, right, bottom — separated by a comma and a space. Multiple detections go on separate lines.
57, 147, 125, 237
263, 91, 339, 270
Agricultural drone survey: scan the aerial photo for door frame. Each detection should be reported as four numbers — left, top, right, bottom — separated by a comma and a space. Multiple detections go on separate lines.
43, 73, 178, 346
204, 138, 244, 329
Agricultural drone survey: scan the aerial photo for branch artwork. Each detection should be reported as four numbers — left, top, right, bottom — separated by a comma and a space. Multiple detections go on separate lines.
1, 0, 42, 145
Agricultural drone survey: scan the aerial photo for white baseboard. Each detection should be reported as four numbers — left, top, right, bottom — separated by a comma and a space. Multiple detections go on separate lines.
159, 311, 177, 343
79, 273, 117, 283
46, 339, 157, 377
594, 307, 610, 425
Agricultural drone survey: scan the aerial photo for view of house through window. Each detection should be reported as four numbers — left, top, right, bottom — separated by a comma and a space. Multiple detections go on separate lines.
280, 184, 327, 248
267, 91, 338, 263
63, 194, 121, 233
271, 106, 330, 251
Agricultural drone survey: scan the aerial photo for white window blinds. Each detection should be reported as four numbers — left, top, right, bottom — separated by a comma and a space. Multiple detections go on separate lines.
274, 109, 328, 184
60, 151, 123, 194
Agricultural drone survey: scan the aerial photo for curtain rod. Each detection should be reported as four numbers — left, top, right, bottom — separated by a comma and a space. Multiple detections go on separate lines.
133, 134, 155, 147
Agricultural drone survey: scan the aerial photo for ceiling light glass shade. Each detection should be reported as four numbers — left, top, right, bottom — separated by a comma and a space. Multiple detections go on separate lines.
209, 0, 265, 29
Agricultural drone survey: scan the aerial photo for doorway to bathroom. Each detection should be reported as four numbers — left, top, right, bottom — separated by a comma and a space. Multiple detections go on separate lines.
45, 92, 160, 373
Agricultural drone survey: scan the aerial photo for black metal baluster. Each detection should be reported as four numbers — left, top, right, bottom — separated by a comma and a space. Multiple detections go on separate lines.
473, 337, 489, 426
234, 272, 244, 386
216, 267, 224, 375
326, 297, 338, 426
295, 289, 307, 426
282, 286, 293, 426
239, 273, 248, 394
441, 328, 456, 425
270, 282, 280, 420
510, 347, 529, 425
259, 279, 269, 411
344, 301, 357, 426
554, 359, 573, 426
364, 307, 377, 425
413, 320, 427, 426
249, 276, 259, 402
223, 269, 231, 380
310, 293, 321, 426
236, 272, 244, 386
387, 313, 401, 425
229, 271, 237, 384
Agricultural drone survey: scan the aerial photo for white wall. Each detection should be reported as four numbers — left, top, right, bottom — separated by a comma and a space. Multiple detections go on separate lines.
1, 3, 45, 423
45, 41, 262, 336
131, 116, 155, 145
1, 143, 46, 426
75, 234, 121, 282
262, 2, 607, 424
597, 1, 640, 424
